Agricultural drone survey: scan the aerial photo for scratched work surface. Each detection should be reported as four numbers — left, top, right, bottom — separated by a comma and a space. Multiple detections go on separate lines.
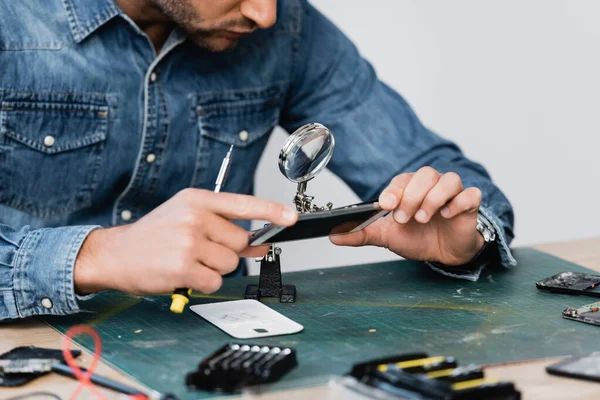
45, 248, 600, 399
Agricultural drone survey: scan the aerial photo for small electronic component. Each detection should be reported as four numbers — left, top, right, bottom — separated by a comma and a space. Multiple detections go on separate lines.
562, 301, 600, 327
0, 346, 81, 387
0, 358, 59, 374
186, 343, 298, 393
0, 346, 167, 398
339, 352, 521, 400
536, 272, 600, 297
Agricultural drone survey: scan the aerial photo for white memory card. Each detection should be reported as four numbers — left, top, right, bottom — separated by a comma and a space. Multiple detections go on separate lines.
190, 299, 304, 339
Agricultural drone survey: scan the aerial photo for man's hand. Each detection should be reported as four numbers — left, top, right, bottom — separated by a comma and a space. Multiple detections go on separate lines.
331, 167, 485, 266
74, 189, 298, 295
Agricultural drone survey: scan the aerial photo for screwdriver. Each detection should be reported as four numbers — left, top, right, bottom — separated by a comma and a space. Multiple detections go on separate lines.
170, 145, 234, 313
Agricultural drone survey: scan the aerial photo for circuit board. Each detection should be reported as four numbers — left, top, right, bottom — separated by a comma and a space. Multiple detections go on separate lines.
563, 301, 600, 326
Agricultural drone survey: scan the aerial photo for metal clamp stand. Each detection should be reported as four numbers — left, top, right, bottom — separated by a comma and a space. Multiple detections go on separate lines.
244, 185, 332, 303
294, 181, 333, 213
245, 121, 335, 304
245, 245, 296, 303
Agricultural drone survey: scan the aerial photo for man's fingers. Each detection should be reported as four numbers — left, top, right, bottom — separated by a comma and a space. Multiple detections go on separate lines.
379, 174, 412, 210
185, 264, 223, 294
416, 172, 463, 223
239, 231, 270, 258
330, 223, 385, 247
203, 213, 252, 253
440, 187, 482, 219
196, 241, 240, 275
395, 167, 440, 223
180, 189, 298, 226
239, 244, 270, 258
329, 230, 368, 247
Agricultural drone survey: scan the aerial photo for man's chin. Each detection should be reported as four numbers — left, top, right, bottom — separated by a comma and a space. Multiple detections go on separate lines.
191, 36, 240, 52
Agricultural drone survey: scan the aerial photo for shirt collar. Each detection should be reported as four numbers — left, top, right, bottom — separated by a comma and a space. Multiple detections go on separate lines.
62, 0, 122, 43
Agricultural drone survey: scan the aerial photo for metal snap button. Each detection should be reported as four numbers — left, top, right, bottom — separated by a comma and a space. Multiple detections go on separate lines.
146, 153, 156, 163
120, 210, 132, 221
41, 297, 53, 309
43, 136, 56, 147
238, 130, 249, 142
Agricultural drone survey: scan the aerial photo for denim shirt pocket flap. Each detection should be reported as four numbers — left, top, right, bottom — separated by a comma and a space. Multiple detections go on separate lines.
193, 86, 280, 148
0, 101, 108, 154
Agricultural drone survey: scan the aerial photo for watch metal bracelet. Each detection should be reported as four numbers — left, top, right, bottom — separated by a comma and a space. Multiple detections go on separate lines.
476, 213, 496, 243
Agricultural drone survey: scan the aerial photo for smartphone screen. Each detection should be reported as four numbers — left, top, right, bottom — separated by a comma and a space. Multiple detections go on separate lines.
249, 202, 389, 246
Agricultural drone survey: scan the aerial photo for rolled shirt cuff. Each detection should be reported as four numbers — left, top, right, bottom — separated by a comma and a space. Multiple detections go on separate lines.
11, 225, 100, 318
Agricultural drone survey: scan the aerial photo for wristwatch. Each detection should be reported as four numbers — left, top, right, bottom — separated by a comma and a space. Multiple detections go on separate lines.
430, 212, 497, 273
477, 213, 496, 243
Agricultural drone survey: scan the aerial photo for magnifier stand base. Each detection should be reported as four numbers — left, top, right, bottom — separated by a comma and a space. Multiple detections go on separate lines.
245, 249, 296, 303
245, 284, 296, 303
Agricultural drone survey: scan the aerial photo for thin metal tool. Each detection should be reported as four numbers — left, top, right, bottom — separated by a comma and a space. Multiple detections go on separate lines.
215, 145, 233, 193
170, 145, 234, 313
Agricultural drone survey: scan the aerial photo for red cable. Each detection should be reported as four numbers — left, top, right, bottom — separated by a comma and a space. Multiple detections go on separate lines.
61, 325, 148, 400
61, 325, 106, 400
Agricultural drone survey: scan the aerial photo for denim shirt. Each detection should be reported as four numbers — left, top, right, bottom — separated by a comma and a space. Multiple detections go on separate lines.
0, 0, 515, 320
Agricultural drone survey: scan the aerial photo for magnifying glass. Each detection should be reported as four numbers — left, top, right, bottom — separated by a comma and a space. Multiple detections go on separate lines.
278, 123, 335, 213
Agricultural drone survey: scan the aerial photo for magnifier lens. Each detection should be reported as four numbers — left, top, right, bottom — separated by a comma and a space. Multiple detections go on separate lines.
278, 123, 335, 183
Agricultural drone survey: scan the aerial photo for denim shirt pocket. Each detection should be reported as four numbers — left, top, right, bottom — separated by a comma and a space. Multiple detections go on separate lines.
0, 93, 109, 218
190, 85, 281, 194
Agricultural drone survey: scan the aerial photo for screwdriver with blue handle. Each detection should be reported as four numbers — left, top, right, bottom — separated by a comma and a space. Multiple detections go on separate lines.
170, 145, 234, 313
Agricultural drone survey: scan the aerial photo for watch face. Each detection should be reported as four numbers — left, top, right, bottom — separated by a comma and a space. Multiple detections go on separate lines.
477, 216, 496, 242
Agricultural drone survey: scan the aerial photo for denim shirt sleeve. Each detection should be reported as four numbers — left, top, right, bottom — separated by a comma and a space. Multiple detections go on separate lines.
0, 224, 99, 320
281, 0, 516, 280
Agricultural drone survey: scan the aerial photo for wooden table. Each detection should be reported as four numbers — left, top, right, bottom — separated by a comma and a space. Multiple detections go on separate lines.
2, 238, 600, 399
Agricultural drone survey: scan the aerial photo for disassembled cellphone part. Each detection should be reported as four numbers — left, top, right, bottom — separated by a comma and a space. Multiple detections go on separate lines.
249, 201, 388, 246
245, 245, 296, 303
546, 352, 600, 383
186, 343, 298, 393
536, 272, 600, 298
563, 301, 600, 327
0, 346, 165, 398
338, 352, 521, 400
0, 346, 81, 387
0, 358, 60, 374
246, 122, 335, 303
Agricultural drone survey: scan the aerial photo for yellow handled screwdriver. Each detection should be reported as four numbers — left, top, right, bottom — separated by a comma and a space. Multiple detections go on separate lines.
170, 145, 234, 313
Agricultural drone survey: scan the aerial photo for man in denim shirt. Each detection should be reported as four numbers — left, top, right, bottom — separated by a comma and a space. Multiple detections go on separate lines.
0, 0, 515, 321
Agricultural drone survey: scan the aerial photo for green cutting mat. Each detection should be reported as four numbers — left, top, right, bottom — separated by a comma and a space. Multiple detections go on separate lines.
44, 248, 600, 399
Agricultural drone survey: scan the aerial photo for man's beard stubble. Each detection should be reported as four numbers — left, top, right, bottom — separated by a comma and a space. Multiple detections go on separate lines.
151, 0, 257, 52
